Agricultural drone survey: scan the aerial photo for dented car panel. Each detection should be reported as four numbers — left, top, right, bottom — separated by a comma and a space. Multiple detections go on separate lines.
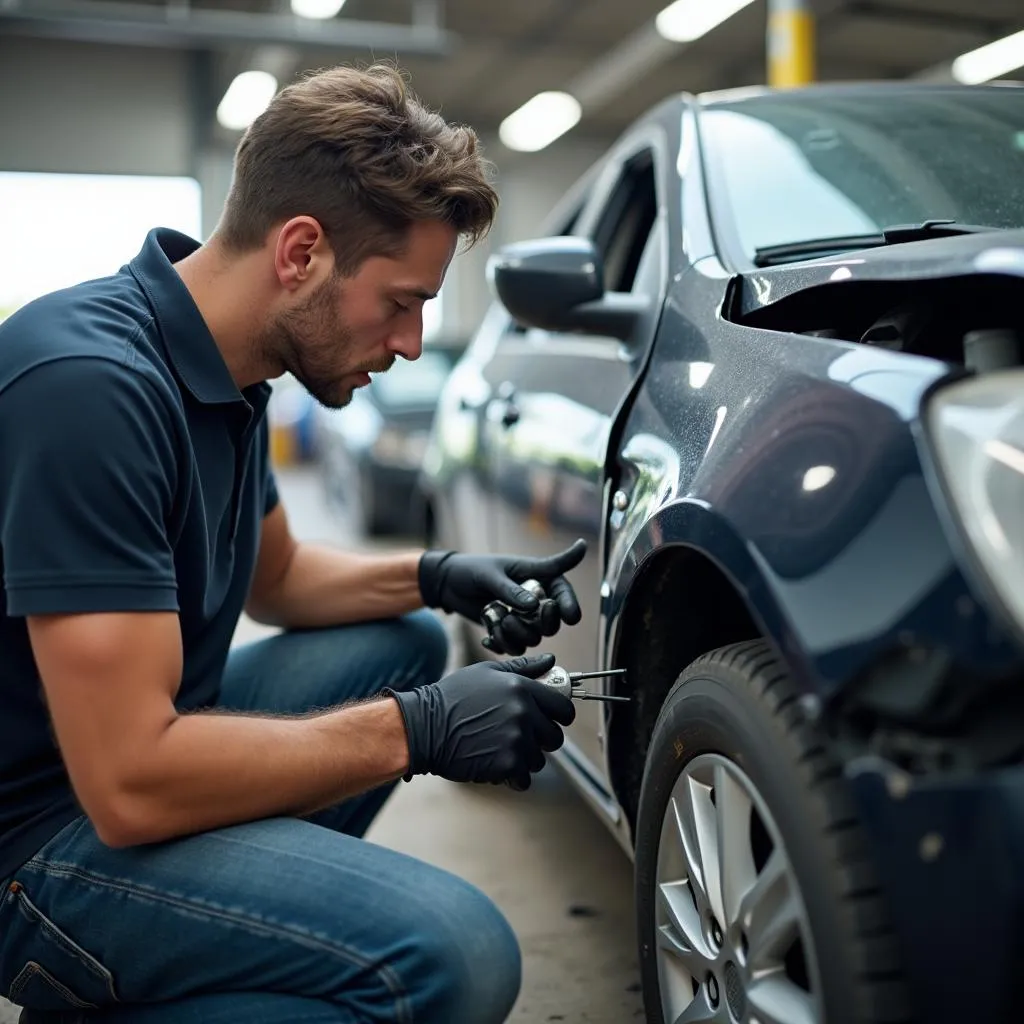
605, 257, 1024, 705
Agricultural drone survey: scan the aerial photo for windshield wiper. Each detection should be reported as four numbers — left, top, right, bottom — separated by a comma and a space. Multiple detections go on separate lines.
752, 219, 1003, 268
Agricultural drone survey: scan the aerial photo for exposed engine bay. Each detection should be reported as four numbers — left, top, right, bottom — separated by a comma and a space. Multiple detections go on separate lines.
731, 273, 1024, 370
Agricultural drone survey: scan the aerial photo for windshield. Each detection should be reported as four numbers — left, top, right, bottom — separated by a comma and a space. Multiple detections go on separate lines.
370, 349, 454, 407
699, 88, 1024, 265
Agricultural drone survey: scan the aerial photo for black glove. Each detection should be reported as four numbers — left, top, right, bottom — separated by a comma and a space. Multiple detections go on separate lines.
383, 654, 576, 791
418, 539, 587, 655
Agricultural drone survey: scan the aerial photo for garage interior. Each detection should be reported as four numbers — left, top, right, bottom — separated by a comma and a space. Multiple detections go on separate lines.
1, 0, 1023, 1021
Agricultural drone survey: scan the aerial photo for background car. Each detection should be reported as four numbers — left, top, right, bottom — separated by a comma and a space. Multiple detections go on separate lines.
421, 82, 1024, 1024
317, 340, 464, 538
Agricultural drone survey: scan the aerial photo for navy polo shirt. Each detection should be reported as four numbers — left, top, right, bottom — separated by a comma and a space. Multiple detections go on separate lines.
0, 228, 279, 880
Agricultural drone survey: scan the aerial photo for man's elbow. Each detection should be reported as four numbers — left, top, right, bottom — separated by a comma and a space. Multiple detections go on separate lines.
93, 819, 143, 850
243, 593, 286, 627
80, 777, 171, 849
89, 797, 160, 849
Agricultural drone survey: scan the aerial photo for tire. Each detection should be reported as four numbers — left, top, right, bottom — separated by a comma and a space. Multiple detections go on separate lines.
635, 640, 910, 1024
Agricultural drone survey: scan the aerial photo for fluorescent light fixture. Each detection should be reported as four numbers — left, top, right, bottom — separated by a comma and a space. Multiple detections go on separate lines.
952, 29, 1024, 84
655, 0, 758, 43
217, 70, 278, 131
499, 92, 582, 153
290, 0, 346, 20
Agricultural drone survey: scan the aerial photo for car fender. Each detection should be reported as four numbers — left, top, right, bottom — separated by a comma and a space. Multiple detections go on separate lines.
605, 477, 1023, 709
604, 497, 816, 692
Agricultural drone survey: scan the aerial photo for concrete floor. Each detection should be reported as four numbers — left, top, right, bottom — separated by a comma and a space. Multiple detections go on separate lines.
1, 465, 642, 1023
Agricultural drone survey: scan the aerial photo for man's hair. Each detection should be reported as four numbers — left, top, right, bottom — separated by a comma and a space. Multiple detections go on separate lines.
216, 63, 498, 275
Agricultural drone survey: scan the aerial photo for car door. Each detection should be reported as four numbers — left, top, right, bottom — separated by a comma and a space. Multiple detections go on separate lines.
485, 127, 670, 781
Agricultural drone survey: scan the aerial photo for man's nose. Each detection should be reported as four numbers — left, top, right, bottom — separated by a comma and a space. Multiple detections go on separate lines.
386, 310, 424, 361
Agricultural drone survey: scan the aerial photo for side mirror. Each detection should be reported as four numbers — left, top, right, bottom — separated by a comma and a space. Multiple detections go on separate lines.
488, 236, 647, 342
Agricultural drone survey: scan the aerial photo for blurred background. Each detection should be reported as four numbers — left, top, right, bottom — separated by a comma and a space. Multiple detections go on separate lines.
2, 2, 1023, 1019
4, 0, 1015, 529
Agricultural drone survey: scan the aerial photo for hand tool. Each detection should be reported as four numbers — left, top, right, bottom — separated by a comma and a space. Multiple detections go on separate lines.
536, 665, 630, 703
480, 579, 546, 650
481, 579, 630, 703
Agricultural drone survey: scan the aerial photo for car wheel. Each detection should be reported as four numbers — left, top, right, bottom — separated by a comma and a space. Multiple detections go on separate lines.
635, 640, 910, 1024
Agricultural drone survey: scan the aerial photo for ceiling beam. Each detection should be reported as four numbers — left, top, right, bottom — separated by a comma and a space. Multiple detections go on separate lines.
842, 1, 1008, 37
0, 0, 457, 54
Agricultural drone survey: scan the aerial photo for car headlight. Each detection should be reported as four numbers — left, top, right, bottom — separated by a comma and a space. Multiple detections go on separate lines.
928, 369, 1024, 629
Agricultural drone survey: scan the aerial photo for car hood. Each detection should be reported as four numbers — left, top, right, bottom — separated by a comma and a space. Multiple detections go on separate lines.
736, 228, 1024, 316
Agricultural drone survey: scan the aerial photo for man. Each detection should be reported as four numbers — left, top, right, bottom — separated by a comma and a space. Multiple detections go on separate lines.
0, 63, 587, 1023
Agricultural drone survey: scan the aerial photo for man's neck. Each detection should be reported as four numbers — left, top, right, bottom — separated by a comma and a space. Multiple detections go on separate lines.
173, 239, 277, 390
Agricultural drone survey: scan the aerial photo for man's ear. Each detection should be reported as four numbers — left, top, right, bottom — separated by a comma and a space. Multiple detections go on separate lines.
273, 217, 332, 292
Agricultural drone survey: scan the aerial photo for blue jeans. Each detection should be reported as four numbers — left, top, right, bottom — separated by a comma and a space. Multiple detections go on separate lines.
0, 611, 522, 1023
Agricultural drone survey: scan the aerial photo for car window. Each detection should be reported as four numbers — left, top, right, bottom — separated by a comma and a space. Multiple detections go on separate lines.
700, 88, 1024, 264
592, 152, 658, 294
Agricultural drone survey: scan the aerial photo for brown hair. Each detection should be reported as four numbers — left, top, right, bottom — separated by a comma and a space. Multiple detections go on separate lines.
216, 63, 498, 275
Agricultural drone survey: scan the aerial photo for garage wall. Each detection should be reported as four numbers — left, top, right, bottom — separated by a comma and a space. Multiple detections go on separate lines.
489, 137, 610, 247
442, 133, 612, 338
0, 37, 613, 338
0, 38, 193, 177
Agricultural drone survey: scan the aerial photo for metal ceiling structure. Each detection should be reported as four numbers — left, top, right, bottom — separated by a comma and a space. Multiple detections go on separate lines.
0, 0, 454, 54
1, 0, 1022, 140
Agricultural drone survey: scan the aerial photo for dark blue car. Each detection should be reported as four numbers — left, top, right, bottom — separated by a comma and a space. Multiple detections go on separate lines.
421, 82, 1024, 1024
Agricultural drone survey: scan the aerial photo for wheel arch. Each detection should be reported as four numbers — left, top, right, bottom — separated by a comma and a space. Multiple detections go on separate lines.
606, 542, 763, 837
603, 495, 822, 838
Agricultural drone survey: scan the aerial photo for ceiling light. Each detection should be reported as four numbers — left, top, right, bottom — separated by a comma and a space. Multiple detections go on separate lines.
952, 29, 1024, 84
216, 70, 278, 131
499, 92, 582, 153
290, 0, 346, 19
655, 0, 758, 43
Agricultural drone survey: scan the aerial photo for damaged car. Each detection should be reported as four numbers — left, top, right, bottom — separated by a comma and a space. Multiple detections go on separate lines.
420, 82, 1024, 1024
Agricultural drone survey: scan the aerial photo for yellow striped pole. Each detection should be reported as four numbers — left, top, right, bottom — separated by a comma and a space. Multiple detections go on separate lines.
768, 0, 815, 88
270, 422, 297, 467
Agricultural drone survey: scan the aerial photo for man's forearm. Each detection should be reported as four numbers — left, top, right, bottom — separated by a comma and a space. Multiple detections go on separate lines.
247, 544, 425, 629
106, 697, 409, 846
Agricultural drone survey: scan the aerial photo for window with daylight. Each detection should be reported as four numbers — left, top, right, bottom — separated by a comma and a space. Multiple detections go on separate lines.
0, 172, 202, 324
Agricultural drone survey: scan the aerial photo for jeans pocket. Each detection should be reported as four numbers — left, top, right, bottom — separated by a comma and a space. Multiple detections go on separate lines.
3, 880, 118, 1011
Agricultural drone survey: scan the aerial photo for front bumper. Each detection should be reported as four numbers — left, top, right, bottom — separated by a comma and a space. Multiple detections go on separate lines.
848, 758, 1024, 1022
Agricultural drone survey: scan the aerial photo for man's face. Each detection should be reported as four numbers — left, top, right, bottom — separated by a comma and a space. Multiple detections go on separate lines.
269, 219, 457, 409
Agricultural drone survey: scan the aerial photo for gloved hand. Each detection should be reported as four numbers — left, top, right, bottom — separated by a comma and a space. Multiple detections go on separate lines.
418, 539, 587, 655
383, 654, 576, 791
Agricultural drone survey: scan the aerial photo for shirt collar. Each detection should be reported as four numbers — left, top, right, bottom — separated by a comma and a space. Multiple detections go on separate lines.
128, 227, 251, 407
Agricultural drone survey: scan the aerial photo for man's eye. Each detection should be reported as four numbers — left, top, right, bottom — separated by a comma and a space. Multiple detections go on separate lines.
392, 300, 409, 314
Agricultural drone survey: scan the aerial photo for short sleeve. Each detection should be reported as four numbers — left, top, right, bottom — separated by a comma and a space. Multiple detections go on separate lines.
0, 357, 180, 616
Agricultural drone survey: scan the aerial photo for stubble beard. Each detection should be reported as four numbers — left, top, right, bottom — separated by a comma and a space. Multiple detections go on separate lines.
262, 278, 393, 410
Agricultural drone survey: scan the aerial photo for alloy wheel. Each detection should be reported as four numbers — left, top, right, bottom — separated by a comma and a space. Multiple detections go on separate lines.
654, 753, 823, 1024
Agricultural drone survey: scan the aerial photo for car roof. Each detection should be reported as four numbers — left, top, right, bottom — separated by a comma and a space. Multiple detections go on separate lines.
694, 80, 1023, 107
